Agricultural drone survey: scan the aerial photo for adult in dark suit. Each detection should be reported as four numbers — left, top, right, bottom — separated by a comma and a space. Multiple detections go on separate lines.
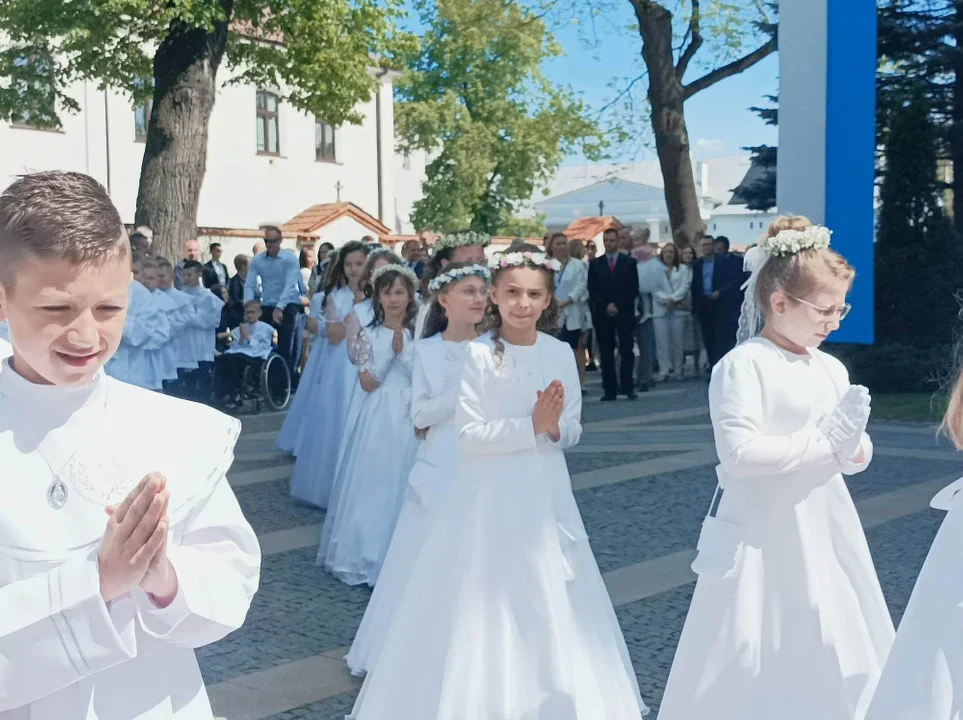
401, 239, 426, 279
691, 235, 747, 366
203, 242, 230, 289
588, 228, 640, 401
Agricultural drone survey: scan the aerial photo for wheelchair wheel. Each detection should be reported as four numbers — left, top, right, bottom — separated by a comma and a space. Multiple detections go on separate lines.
261, 353, 291, 412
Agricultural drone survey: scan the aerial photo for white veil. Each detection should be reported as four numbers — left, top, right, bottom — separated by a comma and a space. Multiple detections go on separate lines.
735, 244, 770, 345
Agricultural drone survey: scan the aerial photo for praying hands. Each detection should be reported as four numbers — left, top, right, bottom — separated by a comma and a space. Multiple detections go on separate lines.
99, 473, 179, 607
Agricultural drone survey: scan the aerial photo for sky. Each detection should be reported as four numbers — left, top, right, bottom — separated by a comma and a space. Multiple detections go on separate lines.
396, 0, 780, 165
541, 5, 780, 165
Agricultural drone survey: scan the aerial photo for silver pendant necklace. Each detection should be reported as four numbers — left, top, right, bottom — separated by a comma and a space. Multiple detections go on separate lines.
0, 381, 109, 510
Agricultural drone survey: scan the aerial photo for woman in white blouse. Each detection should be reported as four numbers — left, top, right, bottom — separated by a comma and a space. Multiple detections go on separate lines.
551, 232, 590, 393
652, 242, 692, 381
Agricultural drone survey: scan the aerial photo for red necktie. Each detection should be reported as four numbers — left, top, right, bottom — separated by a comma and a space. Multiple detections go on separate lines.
609, 256, 616, 272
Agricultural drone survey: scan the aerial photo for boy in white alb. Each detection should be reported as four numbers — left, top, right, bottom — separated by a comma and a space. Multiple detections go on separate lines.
180, 261, 224, 403
105, 257, 170, 390
156, 260, 199, 395
214, 300, 275, 407
0, 171, 261, 719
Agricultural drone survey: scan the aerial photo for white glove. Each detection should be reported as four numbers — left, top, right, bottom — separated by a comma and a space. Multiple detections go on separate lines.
817, 385, 871, 459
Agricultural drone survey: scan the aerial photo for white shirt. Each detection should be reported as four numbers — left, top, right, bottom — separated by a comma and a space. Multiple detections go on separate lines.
226, 321, 274, 359
0, 362, 260, 719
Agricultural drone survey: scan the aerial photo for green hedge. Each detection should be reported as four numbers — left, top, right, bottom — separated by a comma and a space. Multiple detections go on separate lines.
829, 342, 955, 394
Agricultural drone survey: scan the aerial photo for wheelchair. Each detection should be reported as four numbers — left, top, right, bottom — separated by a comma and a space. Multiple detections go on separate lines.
238, 351, 292, 413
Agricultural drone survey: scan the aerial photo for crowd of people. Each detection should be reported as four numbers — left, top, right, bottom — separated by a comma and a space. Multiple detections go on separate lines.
543, 226, 748, 400
5, 169, 963, 720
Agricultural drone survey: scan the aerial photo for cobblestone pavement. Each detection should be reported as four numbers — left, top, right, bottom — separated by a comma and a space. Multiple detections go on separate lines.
203, 374, 962, 719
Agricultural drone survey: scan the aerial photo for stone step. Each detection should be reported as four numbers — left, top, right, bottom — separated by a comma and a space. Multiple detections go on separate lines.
236, 410, 288, 436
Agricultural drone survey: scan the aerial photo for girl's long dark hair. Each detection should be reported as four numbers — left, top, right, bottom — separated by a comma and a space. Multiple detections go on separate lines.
361, 249, 404, 299
323, 240, 368, 298
422, 262, 486, 339
483, 243, 559, 362
369, 268, 419, 332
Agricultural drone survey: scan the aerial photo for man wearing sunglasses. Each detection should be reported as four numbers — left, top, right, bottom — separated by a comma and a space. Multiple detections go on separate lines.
243, 226, 306, 382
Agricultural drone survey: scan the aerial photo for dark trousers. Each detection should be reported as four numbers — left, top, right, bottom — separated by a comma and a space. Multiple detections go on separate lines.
594, 311, 635, 396
697, 301, 719, 366
182, 361, 214, 404
215, 353, 262, 398
260, 303, 304, 380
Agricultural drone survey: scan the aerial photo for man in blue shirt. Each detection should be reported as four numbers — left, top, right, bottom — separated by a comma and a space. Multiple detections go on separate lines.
243, 226, 305, 380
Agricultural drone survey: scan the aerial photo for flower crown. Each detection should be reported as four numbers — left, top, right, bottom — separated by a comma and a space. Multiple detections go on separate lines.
758, 225, 832, 258
489, 251, 561, 272
371, 263, 418, 287
435, 230, 492, 250
428, 264, 491, 293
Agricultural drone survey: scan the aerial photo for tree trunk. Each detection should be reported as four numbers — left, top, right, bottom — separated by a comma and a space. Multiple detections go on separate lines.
134, 0, 234, 262
633, 2, 705, 248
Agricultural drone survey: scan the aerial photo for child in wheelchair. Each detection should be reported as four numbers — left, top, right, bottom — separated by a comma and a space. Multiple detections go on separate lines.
215, 299, 277, 408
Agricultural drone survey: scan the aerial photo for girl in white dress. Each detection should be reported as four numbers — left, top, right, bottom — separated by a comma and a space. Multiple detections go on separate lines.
658, 216, 894, 720
863, 373, 963, 719
289, 241, 368, 508
346, 262, 491, 676
275, 289, 326, 454
317, 264, 421, 586
348, 245, 647, 720
339, 250, 405, 437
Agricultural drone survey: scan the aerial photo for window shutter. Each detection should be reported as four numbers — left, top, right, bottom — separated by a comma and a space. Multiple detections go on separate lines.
333, 126, 342, 163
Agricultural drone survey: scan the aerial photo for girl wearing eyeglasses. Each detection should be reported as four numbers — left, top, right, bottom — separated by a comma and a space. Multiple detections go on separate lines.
658, 216, 894, 720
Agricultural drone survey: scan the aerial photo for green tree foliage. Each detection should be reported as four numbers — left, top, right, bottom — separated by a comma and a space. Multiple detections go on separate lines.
0, 0, 413, 259
740, 93, 777, 212
876, 90, 963, 351
877, 0, 963, 230
396, 0, 605, 235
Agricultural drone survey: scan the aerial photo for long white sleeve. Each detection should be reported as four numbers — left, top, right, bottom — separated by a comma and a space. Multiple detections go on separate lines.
133, 480, 260, 649
345, 311, 370, 366
411, 346, 459, 431
710, 356, 840, 477
141, 298, 172, 351
547, 343, 582, 450
0, 549, 136, 711
670, 265, 692, 302
567, 261, 589, 304
457, 348, 537, 454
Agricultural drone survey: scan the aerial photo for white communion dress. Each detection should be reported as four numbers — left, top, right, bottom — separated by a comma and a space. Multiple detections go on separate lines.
657, 337, 895, 720
0, 361, 260, 719
276, 292, 326, 455
289, 286, 361, 508
864, 477, 963, 720
345, 333, 471, 675
348, 332, 647, 720
317, 324, 419, 587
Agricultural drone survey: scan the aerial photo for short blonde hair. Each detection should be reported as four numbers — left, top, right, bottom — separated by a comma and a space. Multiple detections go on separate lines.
755, 215, 855, 315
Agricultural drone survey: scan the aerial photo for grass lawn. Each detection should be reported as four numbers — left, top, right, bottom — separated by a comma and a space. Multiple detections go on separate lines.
872, 393, 949, 423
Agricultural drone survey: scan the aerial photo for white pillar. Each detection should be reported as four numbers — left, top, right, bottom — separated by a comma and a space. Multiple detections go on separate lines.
778, 0, 876, 344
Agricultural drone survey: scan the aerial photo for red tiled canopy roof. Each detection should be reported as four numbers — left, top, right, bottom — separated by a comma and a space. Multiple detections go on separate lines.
562, 215, 624, 241
281, 202, 392, 239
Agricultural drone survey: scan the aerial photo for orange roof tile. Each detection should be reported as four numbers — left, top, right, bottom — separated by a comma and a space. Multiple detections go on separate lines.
562, 215, 624, 241
197, 226, 297, 239
281, 202, 392, 239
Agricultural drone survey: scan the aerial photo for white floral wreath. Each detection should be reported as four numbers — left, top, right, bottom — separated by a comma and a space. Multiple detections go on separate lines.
428, 264, 491, 293
371, 263, 419, 287
757, 225, 832, 258
434, 230, 492, 250
489, 251, 561, 272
